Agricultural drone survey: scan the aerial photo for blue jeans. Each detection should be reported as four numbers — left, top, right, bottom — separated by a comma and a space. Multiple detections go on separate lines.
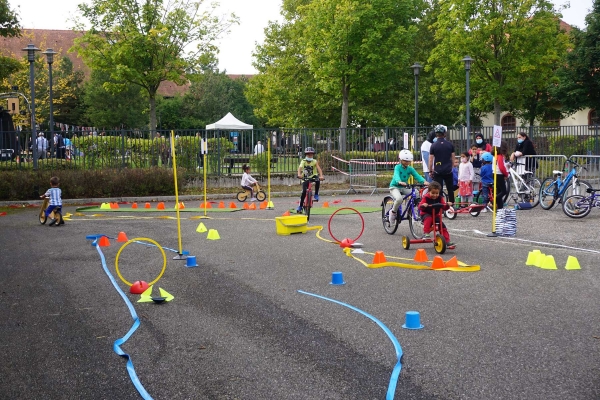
481, 185, 491, 204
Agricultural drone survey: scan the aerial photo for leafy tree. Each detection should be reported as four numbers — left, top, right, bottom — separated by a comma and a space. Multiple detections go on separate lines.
552, 0, 600, 117
429, 0, 567, 125
83, 69, 147, 129
72, 0, 237, 133
0, 0, 22, 81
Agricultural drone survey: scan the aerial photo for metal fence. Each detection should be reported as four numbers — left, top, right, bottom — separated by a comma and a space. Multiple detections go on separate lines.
346, 159, 378, 195
1, 125, 599, 176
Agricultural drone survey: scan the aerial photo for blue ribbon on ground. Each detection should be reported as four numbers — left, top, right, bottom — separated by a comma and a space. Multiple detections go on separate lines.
93, 236, 153, 400
298, 290, 403, 400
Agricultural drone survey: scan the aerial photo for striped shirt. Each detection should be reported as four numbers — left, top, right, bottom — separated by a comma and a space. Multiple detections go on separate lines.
44, 187, 62, 206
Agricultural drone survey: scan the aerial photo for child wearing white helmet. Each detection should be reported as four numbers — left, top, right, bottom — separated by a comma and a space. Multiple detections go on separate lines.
388, 149, 429, 224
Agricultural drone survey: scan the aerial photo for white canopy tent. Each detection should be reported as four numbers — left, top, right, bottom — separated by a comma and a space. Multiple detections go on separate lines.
206, 112, 253, 130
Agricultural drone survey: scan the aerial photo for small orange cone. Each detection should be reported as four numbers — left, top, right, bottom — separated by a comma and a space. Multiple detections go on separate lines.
200, 202, 212, 209
249, 203, 257, 210
413, 249, 429, 262
117, 231, 128, 242
430, 256, 445, 269
131, 203, 138, 209
157, 202, 165, 210
322, 201, 329, 208
260, 201, 267, 209
145, 202, 151, 209
110, 202, 118, 209
98, 236, 110, 247
372, 251, 387, 264
444, 256, 459, 268
175, 202, 185, 209
218, 201, 225, 208
282, 210, 291, 216
229, 202, 237, 209
243, 203, 250, 210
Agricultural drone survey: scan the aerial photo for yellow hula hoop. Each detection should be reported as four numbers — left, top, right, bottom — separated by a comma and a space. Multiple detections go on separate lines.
115, 237, 167, 287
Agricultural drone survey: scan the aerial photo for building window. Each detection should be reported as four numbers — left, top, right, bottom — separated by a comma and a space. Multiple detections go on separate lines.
501, 115, 516, 131
542, 113, 561, 128
589, 109, 599, 126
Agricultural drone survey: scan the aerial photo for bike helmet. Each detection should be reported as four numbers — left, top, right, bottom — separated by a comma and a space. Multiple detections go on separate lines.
398, 149, 413, 161
482, 152, 493, 162
434, 124, 447, 134
304, 147, 315, 154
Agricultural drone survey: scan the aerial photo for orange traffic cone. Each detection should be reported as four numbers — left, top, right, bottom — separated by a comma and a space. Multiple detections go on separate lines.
444, 256, 459, 268
157, 202, 165, 210
110, 202, 118, 209
322, 201, 329, 208
430, 256, 445, 269
260, 201, 267, 209
131, 203, 138, 209
229, 202, 237, 209
243, 203, 250, 210
372, 251, 387, 264
413, 249, 429, 262
218, 201, 225, 208
145, 202, 151, 209
249, 202, 257, 210
117, 231, 128, 242
282, 210, 291, 216
201, 202, 212, 209
98, 236, 110, 247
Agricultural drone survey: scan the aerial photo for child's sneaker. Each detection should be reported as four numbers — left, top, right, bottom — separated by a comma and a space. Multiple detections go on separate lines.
447, 241, 456, 247
388, 210, 396, 224
296, 206, 303, 214
314, 194, 319, 201
49, 218, 57, 226
422, 233, 430, 239
250, 197, 257, 201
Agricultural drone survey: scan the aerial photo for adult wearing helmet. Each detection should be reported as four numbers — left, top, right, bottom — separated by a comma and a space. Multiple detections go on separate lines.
387, 149, 428, 224
428, 125, 456, 205
296, 147, 324, 213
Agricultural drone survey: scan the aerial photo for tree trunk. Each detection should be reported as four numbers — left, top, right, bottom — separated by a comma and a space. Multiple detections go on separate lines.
149, 95, 157, 134
339, 82, 350, 154
494, 99, 501, 126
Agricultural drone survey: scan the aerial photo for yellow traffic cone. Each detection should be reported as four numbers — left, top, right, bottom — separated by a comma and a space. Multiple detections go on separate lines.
207, 229, 220, 240
100, 202, 110, 209
565, 256, 581, 270
526, 250, 543, 266
540, 255, 558, 270
196, 222, 207, 233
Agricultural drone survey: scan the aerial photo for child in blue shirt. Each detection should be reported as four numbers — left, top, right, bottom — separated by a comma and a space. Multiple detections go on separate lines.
388, 150, 428, 224
40, 176, 64, 226
479, 152, 494, 211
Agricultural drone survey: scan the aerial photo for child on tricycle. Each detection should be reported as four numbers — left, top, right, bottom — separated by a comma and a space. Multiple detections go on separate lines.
419, 181, 454, 247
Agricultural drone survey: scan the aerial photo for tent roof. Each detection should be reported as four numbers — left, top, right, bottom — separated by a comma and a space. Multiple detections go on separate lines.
206, 112, 253, 130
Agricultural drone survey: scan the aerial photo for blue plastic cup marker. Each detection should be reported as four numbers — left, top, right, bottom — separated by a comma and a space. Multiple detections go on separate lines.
185, 256, 198, 268
402, 311, 424, 330
330, 271, 345, 285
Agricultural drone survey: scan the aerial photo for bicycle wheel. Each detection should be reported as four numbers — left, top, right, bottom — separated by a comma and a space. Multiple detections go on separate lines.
561, 180, 592, 203
408, 204, 425, 239
236, 191, 248, 202
469, 204, 481, 217
444, 207, 457, 219
523, 178, 541, 208
382, 195, 399, 235
562, 195, 592, 218
39, 198, 49, 224
539, 178, 557, 210
434, 235, 446, 254
305, 190, 312, 222
256, 190, 266, 202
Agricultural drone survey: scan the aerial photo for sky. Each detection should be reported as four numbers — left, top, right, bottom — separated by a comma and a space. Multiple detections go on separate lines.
10, 0, 594, 75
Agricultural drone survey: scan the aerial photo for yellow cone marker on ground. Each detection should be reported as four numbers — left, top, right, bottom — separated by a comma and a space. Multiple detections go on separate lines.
100, 202, 110, 209
196, 222, 207, 233
207, 229, 220, 240
565, 256, 581, 270
540, 255, 558, 270
526, 250, 543, 266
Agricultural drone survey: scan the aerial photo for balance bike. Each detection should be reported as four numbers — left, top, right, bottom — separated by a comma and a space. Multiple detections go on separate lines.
401, 203, 453, 254
39, 197, 63, 225
236, 183, 266, 202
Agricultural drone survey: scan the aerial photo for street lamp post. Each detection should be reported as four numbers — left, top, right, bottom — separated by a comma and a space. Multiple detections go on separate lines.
22, 43, 40, 169
462, 56, 473, 150
43, 48, 58, 158
411, 62, 422, 151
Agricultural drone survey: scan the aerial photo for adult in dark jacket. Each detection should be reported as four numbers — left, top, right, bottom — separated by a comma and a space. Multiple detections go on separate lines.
510, 131, 536, 174
428, 125, 456, 205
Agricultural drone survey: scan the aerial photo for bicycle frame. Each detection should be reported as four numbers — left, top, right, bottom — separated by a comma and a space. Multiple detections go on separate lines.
555, 163, 580, 197
396, 186, 422, 222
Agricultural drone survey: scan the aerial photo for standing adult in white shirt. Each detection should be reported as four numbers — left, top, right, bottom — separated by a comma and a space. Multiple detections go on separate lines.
253, 141, 264, 155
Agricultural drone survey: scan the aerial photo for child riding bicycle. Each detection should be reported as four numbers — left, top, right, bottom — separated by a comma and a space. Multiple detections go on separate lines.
40, 176, 64, 226
296, 147, 324, 213
388, 149, 428, 224
241, 164, 259, 201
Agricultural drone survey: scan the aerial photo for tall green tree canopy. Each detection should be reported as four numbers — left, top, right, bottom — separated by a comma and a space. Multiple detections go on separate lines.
72, 0, 237, 132
553, 0, 600, 117
0, 0, 21, 81
429, 0, 568, 126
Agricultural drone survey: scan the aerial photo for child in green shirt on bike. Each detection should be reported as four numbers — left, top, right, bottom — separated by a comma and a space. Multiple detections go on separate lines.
296, 147, 324, 213
389, 150, 428, 224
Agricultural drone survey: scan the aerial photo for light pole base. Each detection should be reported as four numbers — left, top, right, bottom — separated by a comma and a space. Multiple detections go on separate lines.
487, 232, 497, 237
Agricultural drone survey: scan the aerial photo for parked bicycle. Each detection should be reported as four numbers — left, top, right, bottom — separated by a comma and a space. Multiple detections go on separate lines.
505, 162, 541, 208
539, 160, 591, 210
562, 187, 600, 219
381, 184, 426, 239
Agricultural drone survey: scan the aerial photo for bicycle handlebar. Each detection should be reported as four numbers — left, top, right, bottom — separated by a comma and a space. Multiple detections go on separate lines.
300, 176, 323, 182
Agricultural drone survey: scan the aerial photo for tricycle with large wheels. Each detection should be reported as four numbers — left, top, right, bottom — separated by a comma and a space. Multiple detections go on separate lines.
401, 203, 454, 254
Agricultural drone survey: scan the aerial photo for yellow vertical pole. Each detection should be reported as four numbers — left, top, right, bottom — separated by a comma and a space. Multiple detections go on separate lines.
170, 130, 184, 257
491, 146, 498, 234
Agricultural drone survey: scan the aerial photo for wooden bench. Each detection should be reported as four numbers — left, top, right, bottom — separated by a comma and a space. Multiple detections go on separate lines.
222, 156, 278, 174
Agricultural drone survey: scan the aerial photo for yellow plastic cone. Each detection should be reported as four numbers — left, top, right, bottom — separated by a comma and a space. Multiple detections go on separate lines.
565, 256, 581, 270
207, 229, 220, 240
526, 250, 542, 266
267, 201, 274, 209
540, 255, 558, 270
196, 222, 207, 233
100, 202, 110, 209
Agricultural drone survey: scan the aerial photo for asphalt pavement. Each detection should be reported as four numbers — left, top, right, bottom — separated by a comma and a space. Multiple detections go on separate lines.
1, 192, 599, 400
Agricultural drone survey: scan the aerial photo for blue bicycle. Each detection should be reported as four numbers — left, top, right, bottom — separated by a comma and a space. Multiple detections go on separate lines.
539, 160, 591, 210
562, 187, 600, 219
381, 184, 426, 239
